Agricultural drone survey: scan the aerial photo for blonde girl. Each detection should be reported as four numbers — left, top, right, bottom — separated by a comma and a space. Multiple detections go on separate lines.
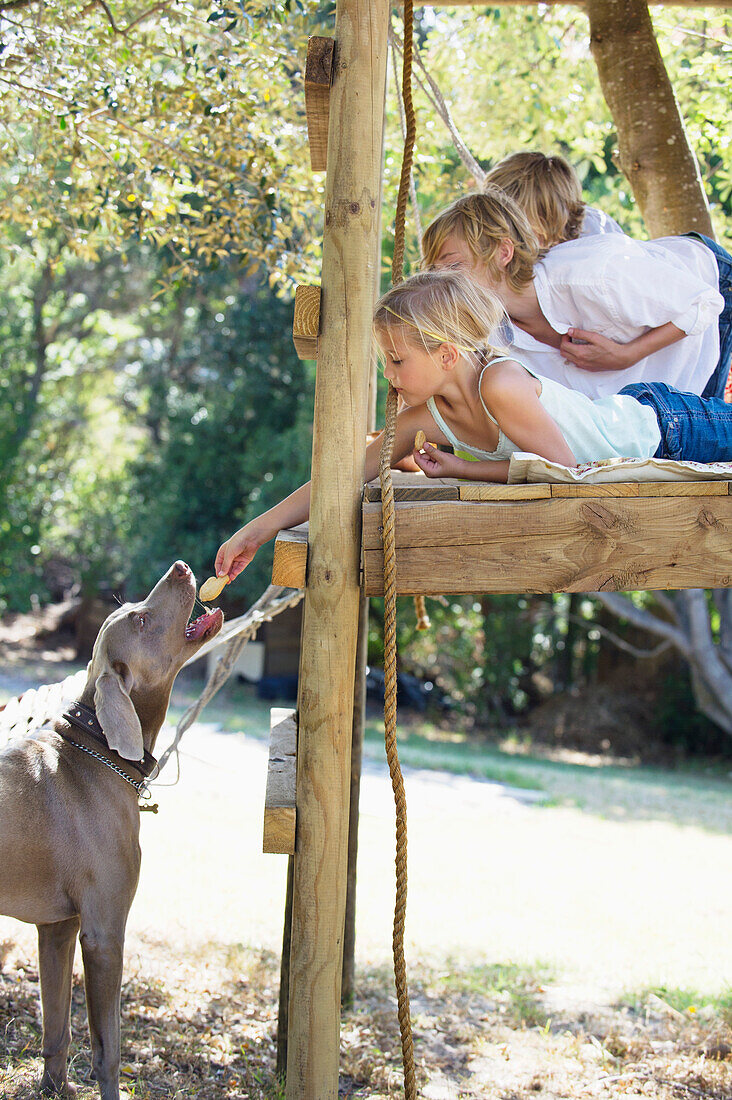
214, 269, 732, 582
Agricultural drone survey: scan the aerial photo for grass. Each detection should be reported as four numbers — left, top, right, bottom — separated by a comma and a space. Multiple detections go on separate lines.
166, 671, 732, 834
621, 984, 732, 1025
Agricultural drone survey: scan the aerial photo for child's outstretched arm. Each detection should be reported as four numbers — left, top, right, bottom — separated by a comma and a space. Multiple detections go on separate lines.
215, 405, 437, 581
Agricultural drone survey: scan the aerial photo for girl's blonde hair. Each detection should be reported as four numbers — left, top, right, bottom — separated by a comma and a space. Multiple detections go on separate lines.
484, 152, 585, 246
421, 189, 542, 292
373, 268, 507, 361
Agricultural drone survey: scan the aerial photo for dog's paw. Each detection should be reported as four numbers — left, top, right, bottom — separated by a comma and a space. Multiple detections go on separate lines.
39, 1071, 77, 1097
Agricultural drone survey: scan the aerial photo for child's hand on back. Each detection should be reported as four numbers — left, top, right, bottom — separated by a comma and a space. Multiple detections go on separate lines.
560, 329, 633, 372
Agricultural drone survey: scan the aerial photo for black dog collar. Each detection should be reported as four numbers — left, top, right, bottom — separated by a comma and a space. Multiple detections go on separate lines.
62, 701, 158, 780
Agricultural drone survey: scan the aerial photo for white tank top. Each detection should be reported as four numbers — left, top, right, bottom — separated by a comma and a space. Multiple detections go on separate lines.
426, 356, 661, 463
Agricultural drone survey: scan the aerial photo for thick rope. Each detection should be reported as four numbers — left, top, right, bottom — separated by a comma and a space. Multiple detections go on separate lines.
380, 1, 417, 1095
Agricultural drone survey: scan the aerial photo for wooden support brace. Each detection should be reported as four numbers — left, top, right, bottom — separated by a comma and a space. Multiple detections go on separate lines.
263, 708, 297, 855
305, 36, 335, 172
272, 524, 308, 588
293, 284, 321, 360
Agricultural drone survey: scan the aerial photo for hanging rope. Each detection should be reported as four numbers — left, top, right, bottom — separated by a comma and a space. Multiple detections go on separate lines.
379, 1, 417, 1095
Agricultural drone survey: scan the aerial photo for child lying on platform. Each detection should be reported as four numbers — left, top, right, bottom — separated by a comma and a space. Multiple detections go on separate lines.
422, 188, 731, 399
214, 269, 732, 582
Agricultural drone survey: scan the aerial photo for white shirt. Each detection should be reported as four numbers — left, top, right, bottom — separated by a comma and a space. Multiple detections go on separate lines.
507, 234, 723, 398
581, 205, 625, 237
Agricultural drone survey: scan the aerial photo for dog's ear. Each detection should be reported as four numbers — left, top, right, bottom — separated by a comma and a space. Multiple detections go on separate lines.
94, 666, 144, 761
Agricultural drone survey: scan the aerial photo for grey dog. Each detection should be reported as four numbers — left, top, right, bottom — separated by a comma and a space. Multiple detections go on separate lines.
0, 561, 223, 1099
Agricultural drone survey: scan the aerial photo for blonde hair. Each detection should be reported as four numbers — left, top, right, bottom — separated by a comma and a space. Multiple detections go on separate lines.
421, 189, 542, 292
484, 152, 585, 246
373, 269, 507, 363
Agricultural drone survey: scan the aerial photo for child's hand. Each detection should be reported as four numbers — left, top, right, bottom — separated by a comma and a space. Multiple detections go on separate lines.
215, 523, 266, 582
413, 442, 465, 479
560, 329, 633, 371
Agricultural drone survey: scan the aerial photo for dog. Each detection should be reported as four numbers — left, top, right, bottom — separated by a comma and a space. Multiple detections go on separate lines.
0, 561, 223, 1099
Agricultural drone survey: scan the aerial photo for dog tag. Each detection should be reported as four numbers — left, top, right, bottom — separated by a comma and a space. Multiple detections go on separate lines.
414, 430, 426, 451
199, 574, 229, 601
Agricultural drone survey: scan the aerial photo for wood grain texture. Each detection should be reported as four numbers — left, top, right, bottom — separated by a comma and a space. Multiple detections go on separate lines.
293, 284, 321, 360
272, 526, 308, 588
263, 708, 297, 855
460, 483, 552, 500
305, 36, 335, 171
361, 497, 732, 595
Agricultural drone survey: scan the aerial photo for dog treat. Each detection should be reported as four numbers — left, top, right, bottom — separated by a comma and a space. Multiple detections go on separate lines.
199, 574, 229, 602
414, 430, 426, 451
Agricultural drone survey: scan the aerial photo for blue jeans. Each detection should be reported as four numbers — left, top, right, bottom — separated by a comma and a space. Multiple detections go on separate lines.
685, 232, 732, 399
619, 381, 732, 461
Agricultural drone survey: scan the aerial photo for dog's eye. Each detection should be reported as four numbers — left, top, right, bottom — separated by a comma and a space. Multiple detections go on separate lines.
137, 614, 147, 630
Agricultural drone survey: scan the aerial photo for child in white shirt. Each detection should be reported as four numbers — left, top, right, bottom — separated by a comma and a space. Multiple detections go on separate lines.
423, 188, 729, 399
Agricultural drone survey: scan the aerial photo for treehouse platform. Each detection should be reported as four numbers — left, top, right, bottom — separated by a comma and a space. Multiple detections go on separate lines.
271, 472, 732, 596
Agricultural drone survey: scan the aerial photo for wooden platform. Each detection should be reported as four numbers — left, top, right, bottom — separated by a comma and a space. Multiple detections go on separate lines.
272, 474, 732, 595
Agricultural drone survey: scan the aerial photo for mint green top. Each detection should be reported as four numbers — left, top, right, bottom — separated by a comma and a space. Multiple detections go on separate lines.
426, 356, 661, 464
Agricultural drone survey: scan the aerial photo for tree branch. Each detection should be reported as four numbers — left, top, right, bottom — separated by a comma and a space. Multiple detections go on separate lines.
568, 613, 673, 661
0, 0, 40, 12
589, 591, 689, 654
92, 0, 174, 37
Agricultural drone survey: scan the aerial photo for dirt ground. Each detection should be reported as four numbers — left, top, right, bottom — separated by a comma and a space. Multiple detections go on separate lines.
1, 651, 732, 1098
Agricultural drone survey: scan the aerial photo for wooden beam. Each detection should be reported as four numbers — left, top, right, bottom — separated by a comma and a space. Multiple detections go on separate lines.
286, 1, 389, 1096
305, 36, 335, 172
263, 708, 297, 855
361, 496, 732, 595
416, 1, 732, 7
272, 524, 308, 588
292, 284, 321, 360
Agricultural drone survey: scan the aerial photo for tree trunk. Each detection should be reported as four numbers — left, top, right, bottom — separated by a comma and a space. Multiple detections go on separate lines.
587, 0, 713, 238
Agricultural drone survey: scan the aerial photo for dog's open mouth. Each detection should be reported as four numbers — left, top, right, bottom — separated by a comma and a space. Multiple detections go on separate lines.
185, 607, 224, 642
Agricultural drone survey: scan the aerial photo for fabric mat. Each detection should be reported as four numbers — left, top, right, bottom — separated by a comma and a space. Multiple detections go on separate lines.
507, 452, 732, 485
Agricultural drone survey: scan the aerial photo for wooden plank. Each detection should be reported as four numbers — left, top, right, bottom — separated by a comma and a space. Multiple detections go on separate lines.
263, 708, 297, 855
637, 481, 732, 497
305, 36, 335, 172
548, 481, 732, 498
418, 1, 730, 7
361, 497, 732, 595
272, 525, 308, 589
364, 473, 461, 501
460, 483, 551, 500
550, 483, 639, 498
292, 284, 321, 360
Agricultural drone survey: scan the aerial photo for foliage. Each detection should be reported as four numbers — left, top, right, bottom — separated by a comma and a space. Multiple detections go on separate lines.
0, 0, 328, 283
383, 5, 732, 261
123, 263, 315, 604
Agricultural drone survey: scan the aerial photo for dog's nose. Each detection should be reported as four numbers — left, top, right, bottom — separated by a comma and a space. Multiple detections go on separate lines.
173, 561, 191, 578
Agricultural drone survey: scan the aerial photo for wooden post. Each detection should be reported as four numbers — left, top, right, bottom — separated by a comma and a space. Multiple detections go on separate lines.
285, 3, 389, 1097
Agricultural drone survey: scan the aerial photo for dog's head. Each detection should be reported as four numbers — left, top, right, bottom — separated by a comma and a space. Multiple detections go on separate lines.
86, 561, 224, 760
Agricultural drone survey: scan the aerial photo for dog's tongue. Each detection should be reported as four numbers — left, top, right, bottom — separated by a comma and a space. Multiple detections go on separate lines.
185, 608, 223, 641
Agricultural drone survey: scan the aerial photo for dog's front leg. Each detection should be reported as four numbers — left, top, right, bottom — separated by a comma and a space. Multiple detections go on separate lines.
38, 916, 81, 1096
79, 916, 126, 1100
